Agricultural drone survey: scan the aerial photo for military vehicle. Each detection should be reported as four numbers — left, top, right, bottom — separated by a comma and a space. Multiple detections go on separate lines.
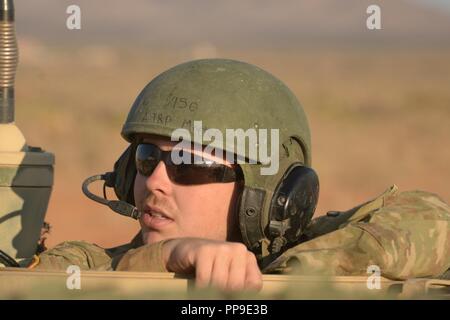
0, 0, 448, 299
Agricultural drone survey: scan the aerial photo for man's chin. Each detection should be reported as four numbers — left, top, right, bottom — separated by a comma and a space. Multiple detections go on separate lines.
141, 229, 166, 245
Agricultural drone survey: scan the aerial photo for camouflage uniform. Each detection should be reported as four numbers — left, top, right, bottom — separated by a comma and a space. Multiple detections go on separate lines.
34, 185, 450, 280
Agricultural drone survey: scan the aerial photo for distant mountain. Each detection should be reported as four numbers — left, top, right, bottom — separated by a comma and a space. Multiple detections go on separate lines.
14, 0, 450, 48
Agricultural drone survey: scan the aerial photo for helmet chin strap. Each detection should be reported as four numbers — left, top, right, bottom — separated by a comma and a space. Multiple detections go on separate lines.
82, 173, 141, 220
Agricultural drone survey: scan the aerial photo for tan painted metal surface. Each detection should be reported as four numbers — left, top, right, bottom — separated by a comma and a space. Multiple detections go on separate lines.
0, 268, 448, 299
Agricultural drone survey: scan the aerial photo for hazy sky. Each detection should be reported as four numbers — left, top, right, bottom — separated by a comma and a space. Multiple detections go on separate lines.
414, 0, 450, 11
13, 0, 450, 48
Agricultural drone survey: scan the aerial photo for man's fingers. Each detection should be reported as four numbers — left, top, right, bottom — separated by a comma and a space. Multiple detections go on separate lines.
194, 248, 214, 289
210, 252, 231, 291
244, 252, 263, 291
226, 245, 248, 291
166, 238, 263, 292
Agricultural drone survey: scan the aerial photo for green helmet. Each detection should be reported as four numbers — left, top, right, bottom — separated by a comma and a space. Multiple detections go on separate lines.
94, 59, 318, 263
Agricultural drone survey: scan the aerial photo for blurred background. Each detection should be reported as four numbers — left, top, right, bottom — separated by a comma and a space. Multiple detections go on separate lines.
12, 0, 450, 248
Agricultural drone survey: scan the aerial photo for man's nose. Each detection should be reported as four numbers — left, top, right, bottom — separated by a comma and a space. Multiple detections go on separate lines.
144, 160, 172, 195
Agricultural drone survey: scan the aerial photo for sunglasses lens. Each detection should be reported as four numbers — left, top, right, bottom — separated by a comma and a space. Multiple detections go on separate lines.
136, 144, 160, 176
167, 163, 229, 185
136, 143, 240, 184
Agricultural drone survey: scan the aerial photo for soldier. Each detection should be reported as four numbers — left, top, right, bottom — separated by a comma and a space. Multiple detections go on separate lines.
31, 59, 450, 291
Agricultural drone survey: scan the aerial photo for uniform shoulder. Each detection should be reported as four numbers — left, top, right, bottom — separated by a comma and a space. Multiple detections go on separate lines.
304, 185, 450, 240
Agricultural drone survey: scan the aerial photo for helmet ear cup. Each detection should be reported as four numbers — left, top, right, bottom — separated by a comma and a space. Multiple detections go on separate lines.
111, 144, 137, 205
267, 165, 319, 254
238, 164, 319, 261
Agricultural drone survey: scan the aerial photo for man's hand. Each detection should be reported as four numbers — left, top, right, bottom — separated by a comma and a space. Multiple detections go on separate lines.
162, 238, 263, 292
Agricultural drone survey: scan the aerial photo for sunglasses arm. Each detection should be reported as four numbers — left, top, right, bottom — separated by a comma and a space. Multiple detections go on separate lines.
82, 174, 141, 220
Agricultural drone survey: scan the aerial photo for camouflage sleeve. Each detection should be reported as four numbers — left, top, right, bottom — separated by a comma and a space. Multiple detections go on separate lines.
114, 240, 168, 272
33, 238, 168, 272
264, 185, 450, 280
34, 241, 113, 271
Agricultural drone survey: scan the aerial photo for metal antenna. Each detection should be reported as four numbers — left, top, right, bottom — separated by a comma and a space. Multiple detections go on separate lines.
0, 0, 18, 123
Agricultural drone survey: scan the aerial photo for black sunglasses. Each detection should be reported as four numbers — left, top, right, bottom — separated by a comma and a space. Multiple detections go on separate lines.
135, 143, 243, 185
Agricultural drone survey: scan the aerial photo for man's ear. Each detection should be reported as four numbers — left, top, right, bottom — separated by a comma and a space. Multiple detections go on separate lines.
113, 143, 137, 205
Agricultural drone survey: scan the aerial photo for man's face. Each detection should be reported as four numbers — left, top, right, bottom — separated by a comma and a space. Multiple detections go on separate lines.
134, 134, 242, 245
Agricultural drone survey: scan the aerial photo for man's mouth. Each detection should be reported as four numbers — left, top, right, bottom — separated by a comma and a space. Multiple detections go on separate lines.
148, 212, 166, 219
142, 205, 173, 230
